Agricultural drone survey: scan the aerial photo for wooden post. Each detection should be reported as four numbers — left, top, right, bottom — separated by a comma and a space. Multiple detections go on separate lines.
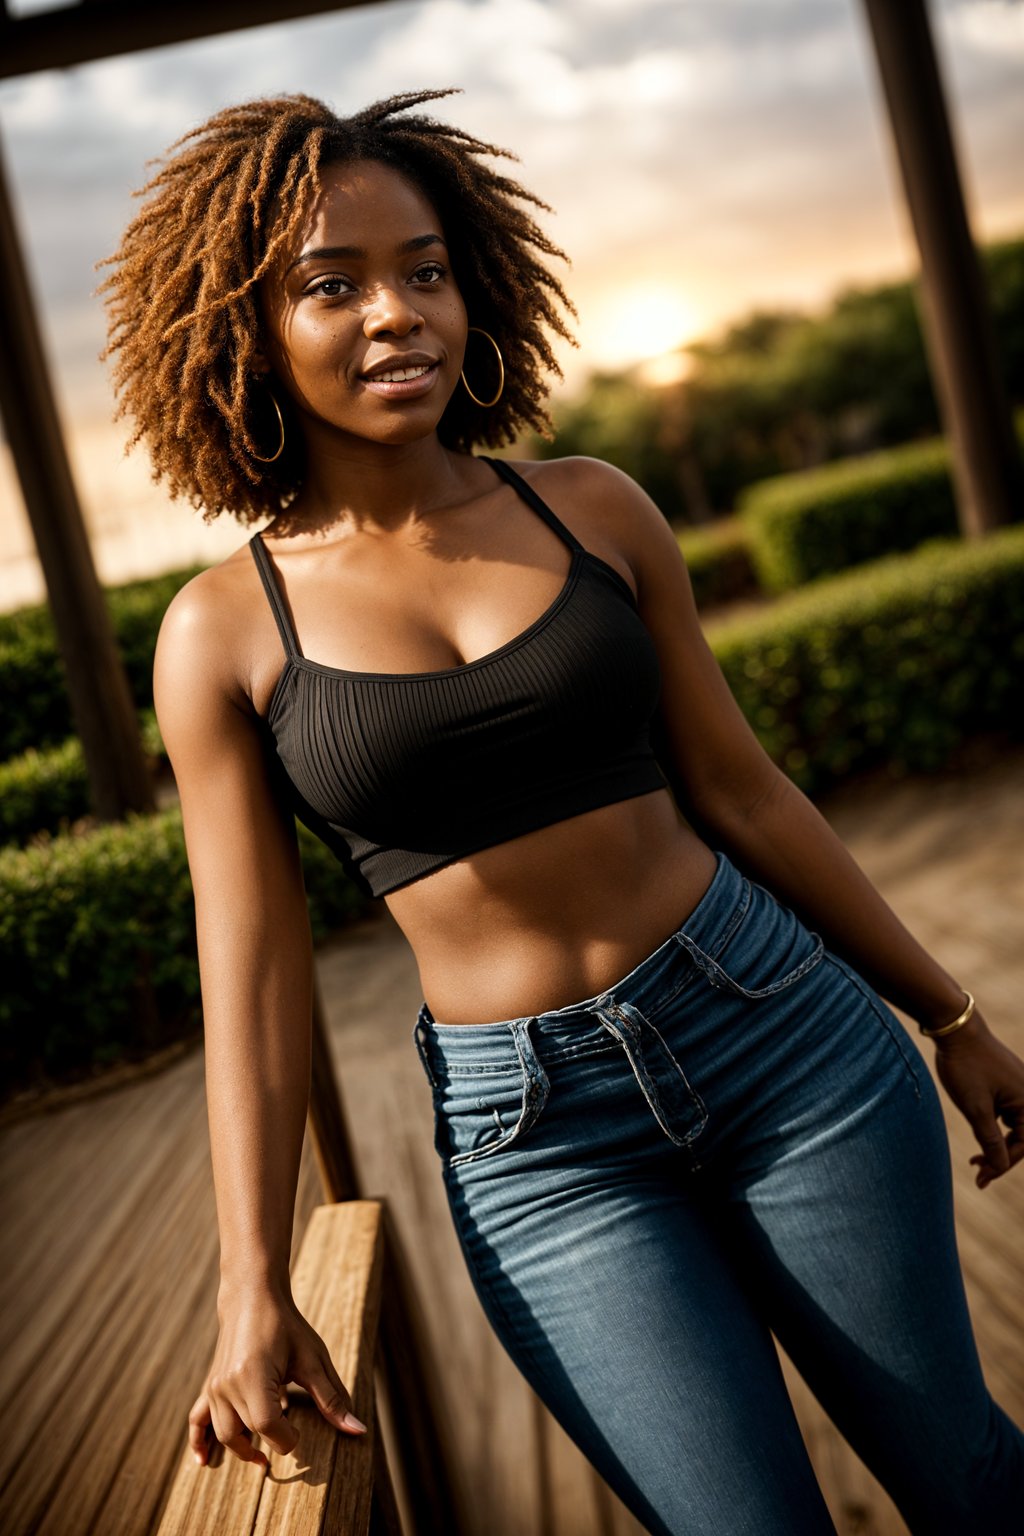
861, 0, 1023, 534
308, 984, 471, 1536
0, 133, 154, 819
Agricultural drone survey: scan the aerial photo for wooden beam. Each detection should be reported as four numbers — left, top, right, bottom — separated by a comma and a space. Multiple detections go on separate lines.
0, 133, 154, 819
0, 0, 393, 79
154, 1201, 387, 1536
861, 0, 1023, 534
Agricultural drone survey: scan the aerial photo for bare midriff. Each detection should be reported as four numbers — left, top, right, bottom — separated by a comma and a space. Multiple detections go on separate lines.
384, 787, 718, 1025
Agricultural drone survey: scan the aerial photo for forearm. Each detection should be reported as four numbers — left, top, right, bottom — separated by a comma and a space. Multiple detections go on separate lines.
198, 909, 314, 1298
700, 773, 968, 1031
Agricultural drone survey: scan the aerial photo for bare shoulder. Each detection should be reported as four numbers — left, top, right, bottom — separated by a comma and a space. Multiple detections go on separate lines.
154, 540, 267, 725
505, 454, 685, 593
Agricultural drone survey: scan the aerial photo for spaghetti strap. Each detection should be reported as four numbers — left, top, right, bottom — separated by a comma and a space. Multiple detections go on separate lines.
480, 455, 586, 554
248, 531, 302, 660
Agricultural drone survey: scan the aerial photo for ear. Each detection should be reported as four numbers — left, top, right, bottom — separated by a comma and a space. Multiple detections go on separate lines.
250, 347, 273, 377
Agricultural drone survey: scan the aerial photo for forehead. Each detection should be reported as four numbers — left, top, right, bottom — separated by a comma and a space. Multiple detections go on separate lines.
293, 158, 444, 250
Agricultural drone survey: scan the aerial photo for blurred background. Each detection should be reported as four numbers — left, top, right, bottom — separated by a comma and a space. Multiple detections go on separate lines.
2, 6, 1023, 1534
1, 0, 1022, 602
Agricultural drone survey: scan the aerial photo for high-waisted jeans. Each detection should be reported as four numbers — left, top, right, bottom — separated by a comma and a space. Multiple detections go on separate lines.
412, 849, 1024, 1536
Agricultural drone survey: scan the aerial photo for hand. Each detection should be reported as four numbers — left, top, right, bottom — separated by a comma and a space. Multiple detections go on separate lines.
931, 1010, 1024, 1189
189, 1283, 367, 1467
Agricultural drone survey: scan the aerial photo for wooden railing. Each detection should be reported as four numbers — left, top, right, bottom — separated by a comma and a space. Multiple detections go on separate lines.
155, 984, 469, 1536
156, 1200, 398, 1535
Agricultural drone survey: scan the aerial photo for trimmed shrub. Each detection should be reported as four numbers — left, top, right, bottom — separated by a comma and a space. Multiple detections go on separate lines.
0, 710, 165, 848
0, 564, 203, 759
0, 806, 368, 1097
709, 524, 1024, 794
676, 517, 759, 609
0, 737, 92, 845
737, 436, 963, 593
5, 525, 1023, 1093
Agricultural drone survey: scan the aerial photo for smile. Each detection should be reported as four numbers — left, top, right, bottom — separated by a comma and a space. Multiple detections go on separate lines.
371, 365, 432, 383
360, 360, 441, 400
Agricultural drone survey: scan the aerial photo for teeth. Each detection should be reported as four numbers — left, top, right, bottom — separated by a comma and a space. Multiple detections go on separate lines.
372, 365, 432, 382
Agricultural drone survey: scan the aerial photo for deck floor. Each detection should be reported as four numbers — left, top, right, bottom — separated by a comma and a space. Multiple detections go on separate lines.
2, 745, 1023, 1535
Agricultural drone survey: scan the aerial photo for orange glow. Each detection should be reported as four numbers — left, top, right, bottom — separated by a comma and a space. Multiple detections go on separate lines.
584, 285, 704, 373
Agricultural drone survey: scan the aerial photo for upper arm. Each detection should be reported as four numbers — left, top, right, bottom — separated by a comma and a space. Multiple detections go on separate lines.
153, 573, 312, 1013
563, 457, 784, 824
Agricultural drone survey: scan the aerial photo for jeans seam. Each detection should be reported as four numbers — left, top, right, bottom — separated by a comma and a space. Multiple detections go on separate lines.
446, 1018, 551, 1168
443, 1166, 530, 1358
674, 924, 825, 1000
598, 1001, 708, 1149
823, 954, 922, 1100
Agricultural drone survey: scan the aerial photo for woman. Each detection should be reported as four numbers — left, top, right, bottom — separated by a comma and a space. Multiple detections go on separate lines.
104, 89, 1024, 1534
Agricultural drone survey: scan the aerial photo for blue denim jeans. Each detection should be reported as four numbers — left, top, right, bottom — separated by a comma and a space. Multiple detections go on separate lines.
412, 849, 1024, 1536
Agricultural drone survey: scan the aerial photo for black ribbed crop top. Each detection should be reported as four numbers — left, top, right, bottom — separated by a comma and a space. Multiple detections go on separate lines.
249, 457, 669, 898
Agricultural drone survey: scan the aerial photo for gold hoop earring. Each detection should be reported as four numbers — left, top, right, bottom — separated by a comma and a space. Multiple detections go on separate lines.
248, 384, 285, 463
460, 327, 505, 408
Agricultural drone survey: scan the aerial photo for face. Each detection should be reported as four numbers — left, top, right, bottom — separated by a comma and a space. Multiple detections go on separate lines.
257, 158, 468, 450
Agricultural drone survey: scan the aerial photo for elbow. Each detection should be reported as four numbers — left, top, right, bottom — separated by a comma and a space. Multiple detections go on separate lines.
691, 763, 792, 837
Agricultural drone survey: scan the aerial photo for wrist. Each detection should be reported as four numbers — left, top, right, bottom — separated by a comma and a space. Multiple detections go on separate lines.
218, 1260, 293, 1308
929, 1006, 988, 1052
913, 983, 973, 1034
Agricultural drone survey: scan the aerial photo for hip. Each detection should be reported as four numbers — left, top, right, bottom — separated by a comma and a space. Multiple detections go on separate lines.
412, 847, 931, 1182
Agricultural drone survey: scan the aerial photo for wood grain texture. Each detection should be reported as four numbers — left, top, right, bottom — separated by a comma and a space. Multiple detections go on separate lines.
1, 746, 1021, 1535
153, 1202, 383, 1536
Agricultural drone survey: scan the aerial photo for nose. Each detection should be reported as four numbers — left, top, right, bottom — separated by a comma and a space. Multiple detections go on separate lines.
362, 282, 424, 338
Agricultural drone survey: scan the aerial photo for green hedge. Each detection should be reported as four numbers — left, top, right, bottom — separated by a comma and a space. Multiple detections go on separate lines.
0, 564, 202, 759
0, 806, 368, 1097
5, 524, 1024, 1094
738, 414, 1024, 592
676, 516, 759, 609
737, 437, 958, 592
711, 524, 1024, 794
0, 710, 164, 847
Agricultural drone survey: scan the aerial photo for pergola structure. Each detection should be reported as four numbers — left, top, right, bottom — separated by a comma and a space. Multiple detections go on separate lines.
0, 3, 1020, 1522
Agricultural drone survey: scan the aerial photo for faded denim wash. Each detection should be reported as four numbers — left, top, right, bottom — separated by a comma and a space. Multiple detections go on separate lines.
413, 848, 1024, 1535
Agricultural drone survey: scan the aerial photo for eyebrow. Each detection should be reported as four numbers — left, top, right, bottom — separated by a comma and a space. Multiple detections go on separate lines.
287, 233, 446, 273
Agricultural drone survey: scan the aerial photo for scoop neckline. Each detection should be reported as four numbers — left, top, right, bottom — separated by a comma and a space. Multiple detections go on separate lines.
265, 542, 583, 700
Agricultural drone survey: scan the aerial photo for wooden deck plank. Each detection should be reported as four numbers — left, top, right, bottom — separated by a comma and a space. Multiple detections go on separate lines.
1, 745, 1021, 1535
0, 1072, 197, 1343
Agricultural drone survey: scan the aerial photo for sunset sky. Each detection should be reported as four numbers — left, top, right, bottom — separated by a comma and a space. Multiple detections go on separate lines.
0, 0, 1022, 414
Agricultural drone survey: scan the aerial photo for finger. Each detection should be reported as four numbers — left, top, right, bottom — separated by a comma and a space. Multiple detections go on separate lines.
188, 1390, 218, 1466
968, 1105, 1011, 1173
975, 1140, 1024, 1187
295, 1354, 366, 1435
210, 1396, 270, 1468
238, 1383, 300, 1460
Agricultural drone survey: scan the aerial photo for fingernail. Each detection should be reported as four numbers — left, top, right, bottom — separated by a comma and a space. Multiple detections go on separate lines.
193, 1452, 203, 1465
342, 1412, 367, 1432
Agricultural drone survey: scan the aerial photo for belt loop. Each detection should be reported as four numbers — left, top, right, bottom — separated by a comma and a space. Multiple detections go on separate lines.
591, 997, 706, 1149
508, 1015, 551, 1113
413, 1005, 439, 1090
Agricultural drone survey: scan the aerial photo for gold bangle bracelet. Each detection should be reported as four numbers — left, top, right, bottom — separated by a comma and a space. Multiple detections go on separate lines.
919, 990, 975, 1039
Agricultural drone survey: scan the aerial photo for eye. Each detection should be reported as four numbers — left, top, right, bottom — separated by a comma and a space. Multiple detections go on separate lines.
305, 275, 353, 298
411, 262, 447, 286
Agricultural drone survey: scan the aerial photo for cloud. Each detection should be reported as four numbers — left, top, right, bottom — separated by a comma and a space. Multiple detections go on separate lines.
0, 0, 1020, 405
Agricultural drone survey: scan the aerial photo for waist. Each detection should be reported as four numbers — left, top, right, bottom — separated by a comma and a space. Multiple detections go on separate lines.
390, 792, 718, 1023
414, 844, 748, 1061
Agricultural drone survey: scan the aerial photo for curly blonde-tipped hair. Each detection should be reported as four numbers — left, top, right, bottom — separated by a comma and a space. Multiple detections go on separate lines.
99, 87, 577, 524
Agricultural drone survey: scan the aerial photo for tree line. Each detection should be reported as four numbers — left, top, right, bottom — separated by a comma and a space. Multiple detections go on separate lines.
538, 235, 1024, 523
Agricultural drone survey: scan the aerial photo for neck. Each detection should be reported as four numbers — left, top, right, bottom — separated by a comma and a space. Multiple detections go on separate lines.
271, 430, 479, 540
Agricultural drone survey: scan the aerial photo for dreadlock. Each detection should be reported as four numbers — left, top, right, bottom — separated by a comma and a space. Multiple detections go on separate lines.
99, 88, 577, 524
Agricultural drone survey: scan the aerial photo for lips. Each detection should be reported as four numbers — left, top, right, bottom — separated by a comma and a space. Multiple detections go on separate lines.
359, 353, 442, 401
360, 352, 439, 382
370, 364, 433, 383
